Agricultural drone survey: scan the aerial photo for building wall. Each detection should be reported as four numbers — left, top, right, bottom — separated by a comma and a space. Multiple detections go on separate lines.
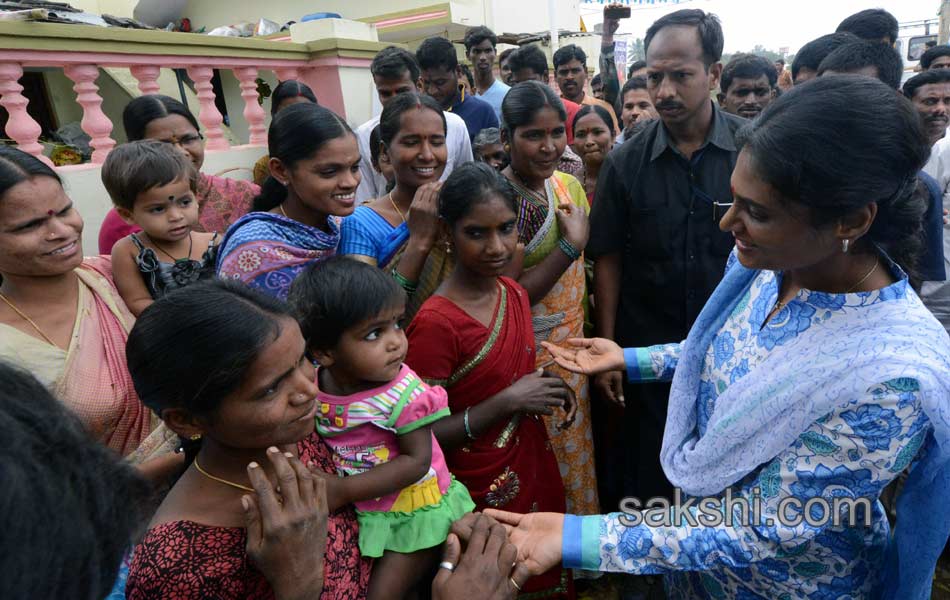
941, 0, 950, 44
182, 0, 580, 38
338, 66, 378, 127
183, 0, 359, 31
68, 0, 137, 17
489, 0, 580, 34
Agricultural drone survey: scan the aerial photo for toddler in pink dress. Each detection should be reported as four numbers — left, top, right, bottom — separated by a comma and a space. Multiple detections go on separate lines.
288, 256, 474, 600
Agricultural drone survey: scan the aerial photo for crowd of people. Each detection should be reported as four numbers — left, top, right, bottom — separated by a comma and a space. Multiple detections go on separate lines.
0, 5, 948, 600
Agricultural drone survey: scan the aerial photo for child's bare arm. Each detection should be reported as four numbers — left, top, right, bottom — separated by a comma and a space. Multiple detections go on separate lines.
111, 237, 154, 317
333, 427, 433, 508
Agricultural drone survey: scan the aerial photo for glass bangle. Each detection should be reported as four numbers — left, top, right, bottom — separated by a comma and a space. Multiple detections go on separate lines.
558, 237, 581, 262
391, 268, 417, 294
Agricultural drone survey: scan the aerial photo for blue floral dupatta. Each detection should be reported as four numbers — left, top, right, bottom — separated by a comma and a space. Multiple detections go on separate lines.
659, 255, 950, 600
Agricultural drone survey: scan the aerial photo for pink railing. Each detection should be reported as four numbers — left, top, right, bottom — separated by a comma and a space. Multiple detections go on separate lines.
0, 22, 372, 167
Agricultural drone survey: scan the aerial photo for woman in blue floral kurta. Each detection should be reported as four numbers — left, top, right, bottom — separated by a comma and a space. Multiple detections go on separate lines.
465, 77, 950, 600
560, 261, 936, 600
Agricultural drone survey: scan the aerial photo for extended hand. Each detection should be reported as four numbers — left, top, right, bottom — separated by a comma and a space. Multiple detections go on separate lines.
541, 337, 624, 375
483, 509, 565, 578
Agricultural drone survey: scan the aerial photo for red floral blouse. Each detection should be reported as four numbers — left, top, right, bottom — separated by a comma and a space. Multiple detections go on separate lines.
126, 433, 370, 600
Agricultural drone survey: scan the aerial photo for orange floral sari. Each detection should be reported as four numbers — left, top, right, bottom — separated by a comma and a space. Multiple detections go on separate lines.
508, 171, 599, 515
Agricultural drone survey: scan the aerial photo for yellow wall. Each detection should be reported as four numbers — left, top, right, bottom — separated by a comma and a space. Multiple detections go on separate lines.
67, 0, 137, 17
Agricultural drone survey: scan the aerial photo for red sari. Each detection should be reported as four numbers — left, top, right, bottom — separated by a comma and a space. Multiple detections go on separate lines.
406, 277, 573, 599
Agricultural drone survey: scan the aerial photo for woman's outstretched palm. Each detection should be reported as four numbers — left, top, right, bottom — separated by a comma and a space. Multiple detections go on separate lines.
541, 338, 625, 375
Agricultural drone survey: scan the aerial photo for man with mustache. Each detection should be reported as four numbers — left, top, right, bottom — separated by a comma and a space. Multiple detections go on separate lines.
904, 70, 950, 147
717, 53, 777, 120
553, 44, 620, 132
586, 9, 745, 510
904, 70, 950, 333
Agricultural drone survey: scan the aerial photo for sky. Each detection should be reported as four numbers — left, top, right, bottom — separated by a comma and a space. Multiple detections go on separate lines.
579, 0, 941, 55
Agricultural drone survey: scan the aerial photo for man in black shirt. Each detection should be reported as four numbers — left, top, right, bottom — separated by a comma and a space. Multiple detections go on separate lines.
588, 8, 745, 507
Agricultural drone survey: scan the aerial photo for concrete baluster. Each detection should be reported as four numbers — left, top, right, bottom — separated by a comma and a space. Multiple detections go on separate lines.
274, 67, 301, 82
130, 65, 161, 96
233, 67, 267, 145
0, 63, 53, 165
64, 64, 116, 164
185, 66, 229, 150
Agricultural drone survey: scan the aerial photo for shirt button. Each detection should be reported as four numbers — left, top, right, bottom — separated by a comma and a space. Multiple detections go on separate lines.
688, 253, 695, 260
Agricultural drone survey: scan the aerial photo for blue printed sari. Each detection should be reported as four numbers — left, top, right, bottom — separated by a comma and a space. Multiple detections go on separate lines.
216, 212, 340, 299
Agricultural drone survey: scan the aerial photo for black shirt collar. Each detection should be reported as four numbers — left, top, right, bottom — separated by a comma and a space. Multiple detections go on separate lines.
650, 101, 737, 162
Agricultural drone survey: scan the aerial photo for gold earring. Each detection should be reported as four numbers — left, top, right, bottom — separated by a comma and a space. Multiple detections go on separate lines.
190, 433, 202, 441
504, 144, 510, 152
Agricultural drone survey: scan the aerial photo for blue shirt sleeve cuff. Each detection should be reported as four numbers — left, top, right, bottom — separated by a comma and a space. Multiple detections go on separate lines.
624, 347, 639, 382
562, 514, 584, 569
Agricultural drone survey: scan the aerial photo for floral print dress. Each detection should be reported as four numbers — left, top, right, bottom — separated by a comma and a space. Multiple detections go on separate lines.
562, 267, 933, 600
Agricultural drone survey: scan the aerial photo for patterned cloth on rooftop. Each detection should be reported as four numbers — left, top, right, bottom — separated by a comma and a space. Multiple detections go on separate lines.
216, 211, 340, 300
406, 276, 574, 599
125, 432, 371, 600
339, 205, 454, 320
97, 173, 258, 254
508, 171, 600, 517
562, 252, 950, 600
0, 256, 161, 458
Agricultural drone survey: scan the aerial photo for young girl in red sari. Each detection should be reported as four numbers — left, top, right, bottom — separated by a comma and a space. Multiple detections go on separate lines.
406, 162, 577, 599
